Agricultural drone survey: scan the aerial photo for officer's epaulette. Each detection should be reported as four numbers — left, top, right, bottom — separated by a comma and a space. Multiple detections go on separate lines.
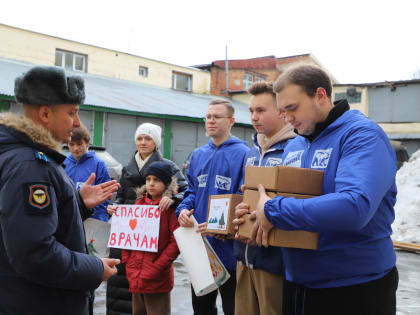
35, 151, 49, 163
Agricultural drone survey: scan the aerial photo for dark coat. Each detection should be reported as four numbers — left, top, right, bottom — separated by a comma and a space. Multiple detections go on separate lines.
122, 180, 180, 294
107, 149, 186, 314
0, 113, 103, 315
115, 150, 187, 205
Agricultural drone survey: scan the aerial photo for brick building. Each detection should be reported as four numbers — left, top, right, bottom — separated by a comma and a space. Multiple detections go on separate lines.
194, 53, 337, 104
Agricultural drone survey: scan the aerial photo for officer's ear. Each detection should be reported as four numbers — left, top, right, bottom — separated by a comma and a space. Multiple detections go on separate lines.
38, 105, 53, 124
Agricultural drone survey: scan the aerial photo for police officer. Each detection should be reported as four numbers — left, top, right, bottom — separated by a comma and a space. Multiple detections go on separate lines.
0, 66, 120, 315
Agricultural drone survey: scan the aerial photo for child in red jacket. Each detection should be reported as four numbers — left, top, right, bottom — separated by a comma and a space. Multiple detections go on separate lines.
122, 161, 180, 315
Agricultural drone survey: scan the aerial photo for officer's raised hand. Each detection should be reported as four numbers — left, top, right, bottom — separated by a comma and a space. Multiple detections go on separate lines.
80, 173, 120, 209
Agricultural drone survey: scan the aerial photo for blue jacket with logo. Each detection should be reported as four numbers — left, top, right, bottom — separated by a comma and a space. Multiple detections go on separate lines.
176, 136, 249, 271
65, 151, 111, 222
264, 109, 397, 288
0, 113, 103, 315
234, 133, 293, 275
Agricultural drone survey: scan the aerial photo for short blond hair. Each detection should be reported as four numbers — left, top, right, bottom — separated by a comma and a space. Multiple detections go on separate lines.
208, 99, 235, 117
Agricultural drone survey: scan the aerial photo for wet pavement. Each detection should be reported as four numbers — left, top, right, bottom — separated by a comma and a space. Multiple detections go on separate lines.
94, 250, 419, 314
395, 250, 420, 315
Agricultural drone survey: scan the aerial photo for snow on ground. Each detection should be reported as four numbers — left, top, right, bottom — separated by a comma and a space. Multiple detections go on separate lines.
392, 149, 420, 243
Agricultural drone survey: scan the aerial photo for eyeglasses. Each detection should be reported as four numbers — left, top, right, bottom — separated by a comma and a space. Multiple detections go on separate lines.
203, 115, 232, 122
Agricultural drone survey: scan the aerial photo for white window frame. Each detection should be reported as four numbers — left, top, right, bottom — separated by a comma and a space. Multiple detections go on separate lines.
55, 49, 87, 72
172, 72, 192, 92
243, 73, 254, 90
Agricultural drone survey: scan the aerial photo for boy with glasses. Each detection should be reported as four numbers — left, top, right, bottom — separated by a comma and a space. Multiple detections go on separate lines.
176, 99, 249, 315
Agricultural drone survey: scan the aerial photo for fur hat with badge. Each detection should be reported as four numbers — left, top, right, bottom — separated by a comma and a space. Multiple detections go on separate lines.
14, 66, 85, 106
134, 123, 161, 148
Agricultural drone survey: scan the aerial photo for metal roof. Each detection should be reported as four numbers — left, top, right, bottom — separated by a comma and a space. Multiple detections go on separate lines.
0, 57, 252, 125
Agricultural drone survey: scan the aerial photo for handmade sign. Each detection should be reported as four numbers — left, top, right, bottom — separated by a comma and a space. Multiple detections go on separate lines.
174, 217, 230, 296
107, 204, 160, 252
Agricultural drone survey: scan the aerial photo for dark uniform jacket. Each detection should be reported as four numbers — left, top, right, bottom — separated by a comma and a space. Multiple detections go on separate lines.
115, 150, 187, 205
107, 150, 187, 314
0, 113, 103, 315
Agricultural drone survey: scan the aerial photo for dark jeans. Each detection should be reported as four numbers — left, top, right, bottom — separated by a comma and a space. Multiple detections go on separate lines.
191, 269, 236, 315
283, 266, 399, 315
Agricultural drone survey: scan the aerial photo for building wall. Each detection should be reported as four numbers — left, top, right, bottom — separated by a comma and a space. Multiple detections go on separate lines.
332, 86, 369, 115
232, 93, 252, 104
369, 84, 420, 123
0, 24, 210, 94
333, 83, 420, 156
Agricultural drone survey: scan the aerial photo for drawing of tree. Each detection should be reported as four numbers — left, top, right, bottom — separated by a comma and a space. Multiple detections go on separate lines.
218, 212, 225, 226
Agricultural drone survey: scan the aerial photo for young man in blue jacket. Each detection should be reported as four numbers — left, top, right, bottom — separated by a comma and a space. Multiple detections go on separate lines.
176, 99, 249, 315
252, 64, 398, 315
65, 124, 111, 222
0, 66, 120, 315
233, 81, 296, 315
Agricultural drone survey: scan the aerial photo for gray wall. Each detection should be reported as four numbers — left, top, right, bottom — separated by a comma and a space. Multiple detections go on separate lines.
78, 110, 94, 142
369, 84, 420, 123
104, 113, 164, 166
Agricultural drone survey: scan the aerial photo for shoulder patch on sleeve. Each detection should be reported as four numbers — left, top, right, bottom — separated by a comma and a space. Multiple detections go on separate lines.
25, 183, 52, 214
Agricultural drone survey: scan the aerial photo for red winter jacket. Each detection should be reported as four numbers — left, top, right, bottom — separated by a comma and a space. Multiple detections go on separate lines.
122, 190, 180, 294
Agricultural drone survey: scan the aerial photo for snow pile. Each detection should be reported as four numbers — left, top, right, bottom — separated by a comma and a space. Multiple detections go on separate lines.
392, 149, 420, 243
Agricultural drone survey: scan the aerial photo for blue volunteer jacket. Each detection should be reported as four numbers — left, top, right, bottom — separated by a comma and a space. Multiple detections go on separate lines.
176, 136, 249, 271
234, 133, 293, 275
265, 109, 397, 288
65, 151, 111, 222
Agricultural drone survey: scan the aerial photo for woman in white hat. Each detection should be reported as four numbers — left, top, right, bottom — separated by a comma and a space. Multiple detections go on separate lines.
106, 122, 187, 314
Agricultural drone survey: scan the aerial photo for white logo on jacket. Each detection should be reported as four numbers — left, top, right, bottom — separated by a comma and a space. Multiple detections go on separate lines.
246, 157, 256, 166
283, 150, 304, 167
198, 174, 208, 187
266, 158, 282, 166
311, 148, 333, 169
214, 175, 232, 190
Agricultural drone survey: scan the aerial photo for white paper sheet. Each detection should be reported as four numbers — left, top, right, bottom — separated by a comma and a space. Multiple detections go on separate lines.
174, 217, 230, 296
84, 218, 111, 258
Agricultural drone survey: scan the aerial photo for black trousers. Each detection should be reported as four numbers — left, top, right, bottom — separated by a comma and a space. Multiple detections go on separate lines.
191, 269, 236, 315
283, 266, 399, 315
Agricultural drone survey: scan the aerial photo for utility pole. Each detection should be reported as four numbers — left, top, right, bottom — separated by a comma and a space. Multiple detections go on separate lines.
225, 44, 229, 94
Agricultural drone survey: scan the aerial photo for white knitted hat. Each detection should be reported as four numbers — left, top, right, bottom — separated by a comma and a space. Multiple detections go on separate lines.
134, 123, 162, 147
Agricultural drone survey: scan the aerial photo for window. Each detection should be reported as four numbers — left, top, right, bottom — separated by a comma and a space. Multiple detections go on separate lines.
334, 91, 362, 103
243, 73, 254, 90
55, 49, 87, 72
139, 66, 148, 77
255, 76, 265, 82
172, 72, 192, 91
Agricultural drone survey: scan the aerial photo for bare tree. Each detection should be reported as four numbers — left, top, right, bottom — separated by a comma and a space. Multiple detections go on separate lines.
411, 68, 420, 79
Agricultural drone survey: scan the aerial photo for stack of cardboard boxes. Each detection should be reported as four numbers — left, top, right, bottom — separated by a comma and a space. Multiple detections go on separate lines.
238, 165, 324, 250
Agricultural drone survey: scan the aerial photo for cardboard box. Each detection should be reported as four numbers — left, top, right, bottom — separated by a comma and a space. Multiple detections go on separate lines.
244, 165, 324, 195
206, 194, 242, 236
242, 189, 315, 212
237, 189, 319, 250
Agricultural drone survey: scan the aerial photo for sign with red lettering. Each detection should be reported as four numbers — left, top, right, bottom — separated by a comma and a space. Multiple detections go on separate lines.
107, 205, 161, 252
